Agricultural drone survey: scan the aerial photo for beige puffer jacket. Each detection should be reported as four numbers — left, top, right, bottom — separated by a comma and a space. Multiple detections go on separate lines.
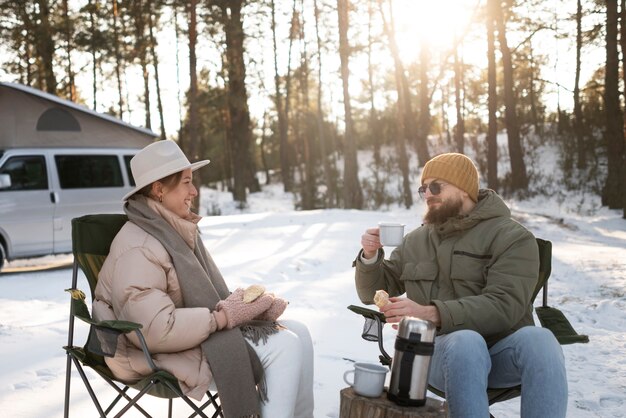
93, 199, 219, 401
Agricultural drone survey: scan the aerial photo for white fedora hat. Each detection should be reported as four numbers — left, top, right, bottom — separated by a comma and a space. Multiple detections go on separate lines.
123, 140, 210, 201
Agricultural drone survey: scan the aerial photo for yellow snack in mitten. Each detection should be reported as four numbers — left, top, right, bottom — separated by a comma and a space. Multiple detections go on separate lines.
374, 289, 390, 308
243, 284, 266, 303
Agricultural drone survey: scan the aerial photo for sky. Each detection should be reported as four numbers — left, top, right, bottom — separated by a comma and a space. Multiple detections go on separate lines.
0, 139, 625, 417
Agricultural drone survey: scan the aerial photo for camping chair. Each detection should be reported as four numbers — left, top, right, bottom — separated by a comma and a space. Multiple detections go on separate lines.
63, 214, 223, 418
349, 238, 589, 416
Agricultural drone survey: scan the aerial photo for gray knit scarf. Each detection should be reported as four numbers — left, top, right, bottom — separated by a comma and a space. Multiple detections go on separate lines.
125, 196, 278, 418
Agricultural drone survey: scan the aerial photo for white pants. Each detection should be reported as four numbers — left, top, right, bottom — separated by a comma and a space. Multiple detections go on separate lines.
247, 319, 314, 418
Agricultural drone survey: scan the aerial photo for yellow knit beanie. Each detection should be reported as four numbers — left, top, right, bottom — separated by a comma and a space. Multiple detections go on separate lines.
421, 153, 479, 202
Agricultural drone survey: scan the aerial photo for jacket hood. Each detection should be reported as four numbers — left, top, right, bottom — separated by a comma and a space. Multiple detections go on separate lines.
434, 189, 510, 238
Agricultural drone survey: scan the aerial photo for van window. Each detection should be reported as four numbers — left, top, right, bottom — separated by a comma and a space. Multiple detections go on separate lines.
0, 155, 48, 191
124, 155, 135, 186
55, 155, 123, 188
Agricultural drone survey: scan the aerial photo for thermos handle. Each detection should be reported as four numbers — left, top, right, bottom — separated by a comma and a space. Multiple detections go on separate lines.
395, 335, 435, 400
397, 349, 414, 398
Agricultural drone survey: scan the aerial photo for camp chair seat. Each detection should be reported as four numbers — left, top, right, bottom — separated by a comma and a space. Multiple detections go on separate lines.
349, 237, 588, 418
63, 214, 223, 418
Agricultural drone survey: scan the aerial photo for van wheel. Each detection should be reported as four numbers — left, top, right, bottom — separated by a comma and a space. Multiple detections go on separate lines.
0, 242, 5, 271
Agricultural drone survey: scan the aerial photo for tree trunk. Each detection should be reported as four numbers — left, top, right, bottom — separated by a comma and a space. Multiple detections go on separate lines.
367, 0, 381, 166
173, 4, 184, 144
260, 111, 271, 185
299, 0, 316, 210
134, 0, 151, 129
35, 0, 56, 94
417, 39, 432, 166
339, 388, 446, 418
187, 0, 199, 161
337, 0, 363, 209
453, 38, 465, 154
119, 3, 133, 119
574, 0, 586, 170
620, 0, 626, 219
486, 0, 498, 191
147, 1, 166, 140
222, 1, 260, 203
62, 0, 76, 101
603, 0, 625, 208
16, 2, 34, 86
112, 0, 125, 118
314, 0, 335, 207
495, 0, 528, 192
88, 0, 98, 109
441, 84, 452, 147
528, 41, 540, 133
271, 0, 293, 192
378, 0, 413, 208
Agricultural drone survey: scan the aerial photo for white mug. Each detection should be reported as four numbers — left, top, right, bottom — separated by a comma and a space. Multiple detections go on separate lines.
343, 362, 389, 398
378, 222, 405, 247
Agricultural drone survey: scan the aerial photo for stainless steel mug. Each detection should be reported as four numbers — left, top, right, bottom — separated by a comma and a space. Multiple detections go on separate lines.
387, 316, 436, 406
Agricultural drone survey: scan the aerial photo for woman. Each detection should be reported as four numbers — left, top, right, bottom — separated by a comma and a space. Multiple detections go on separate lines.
93, 140, 314, 418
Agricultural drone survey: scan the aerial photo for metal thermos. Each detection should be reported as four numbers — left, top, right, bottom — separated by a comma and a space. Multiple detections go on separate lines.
387, 316, 436, 406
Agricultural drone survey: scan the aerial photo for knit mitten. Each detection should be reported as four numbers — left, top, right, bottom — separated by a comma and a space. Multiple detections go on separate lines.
256, 296, 288, 322
215, 288, 274, 329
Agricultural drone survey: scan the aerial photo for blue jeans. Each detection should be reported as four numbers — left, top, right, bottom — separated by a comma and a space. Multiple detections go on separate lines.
428, 326, 567, 418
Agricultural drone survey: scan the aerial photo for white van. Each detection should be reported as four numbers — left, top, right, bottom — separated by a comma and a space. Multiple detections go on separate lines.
0, 147, 138, 269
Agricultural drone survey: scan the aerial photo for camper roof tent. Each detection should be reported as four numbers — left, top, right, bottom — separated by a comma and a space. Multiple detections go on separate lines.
0, 81, 156, 150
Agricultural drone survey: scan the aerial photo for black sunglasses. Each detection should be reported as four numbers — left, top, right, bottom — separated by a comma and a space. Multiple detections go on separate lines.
418, 181, 447, 198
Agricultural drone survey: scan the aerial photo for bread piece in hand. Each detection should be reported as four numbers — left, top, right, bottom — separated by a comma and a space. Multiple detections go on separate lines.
373, 289, 390, 308
243, 284, 266, 303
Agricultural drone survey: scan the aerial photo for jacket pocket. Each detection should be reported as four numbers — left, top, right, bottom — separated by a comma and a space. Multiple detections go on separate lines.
400, 261, 438, 303
450, 251, 490, 295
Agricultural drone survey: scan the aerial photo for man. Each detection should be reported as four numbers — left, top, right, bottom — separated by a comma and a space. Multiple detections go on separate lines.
354, 153, 567, 418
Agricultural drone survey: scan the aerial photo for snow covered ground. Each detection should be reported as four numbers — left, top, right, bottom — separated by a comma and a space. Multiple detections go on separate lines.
1, 147, 625, 417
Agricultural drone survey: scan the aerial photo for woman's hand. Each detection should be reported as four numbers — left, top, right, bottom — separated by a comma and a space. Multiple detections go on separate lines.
256, 295, 288, 321
215, 288, 274, 329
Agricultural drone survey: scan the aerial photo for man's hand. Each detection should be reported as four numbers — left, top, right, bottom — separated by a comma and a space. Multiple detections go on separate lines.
361, 227, 382, 259
380, 297, 441, 328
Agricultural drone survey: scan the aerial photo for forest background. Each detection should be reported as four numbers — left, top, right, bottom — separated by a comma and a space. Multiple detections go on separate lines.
1, 0, 625, 218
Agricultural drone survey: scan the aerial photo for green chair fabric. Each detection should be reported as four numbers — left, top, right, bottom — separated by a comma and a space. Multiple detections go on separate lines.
64, 214, 222, 418
71, 214, 128, 296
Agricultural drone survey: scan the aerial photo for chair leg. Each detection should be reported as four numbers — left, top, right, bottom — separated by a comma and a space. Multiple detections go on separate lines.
113, 381, 156, 418
159, 380, 210, 418
97, 373, 153, 417
64, 353, 73, 418
104, 387, 129, 416
187, 391, 222, 418
207, 392, 223, 418
71, 357, 108, 417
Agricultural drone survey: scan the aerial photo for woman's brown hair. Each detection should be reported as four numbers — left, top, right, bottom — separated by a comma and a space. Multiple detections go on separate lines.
137, 171, 183, 199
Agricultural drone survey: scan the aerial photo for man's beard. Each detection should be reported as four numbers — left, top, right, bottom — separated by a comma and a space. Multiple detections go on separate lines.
424, 197, 464, 225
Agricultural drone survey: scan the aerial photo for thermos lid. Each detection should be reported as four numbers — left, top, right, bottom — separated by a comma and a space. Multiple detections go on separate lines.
397, 316, 436, 342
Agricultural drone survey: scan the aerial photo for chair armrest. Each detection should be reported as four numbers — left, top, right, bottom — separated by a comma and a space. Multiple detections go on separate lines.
66, 288, 158, 371
66, 289, 142, 333
86, 318, 142, 333
88, 322, 158, 371
535, 306, 589, 345
347, 304, 387, 323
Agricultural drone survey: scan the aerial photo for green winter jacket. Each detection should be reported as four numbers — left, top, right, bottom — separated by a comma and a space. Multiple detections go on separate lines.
354, 189, 539, 346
